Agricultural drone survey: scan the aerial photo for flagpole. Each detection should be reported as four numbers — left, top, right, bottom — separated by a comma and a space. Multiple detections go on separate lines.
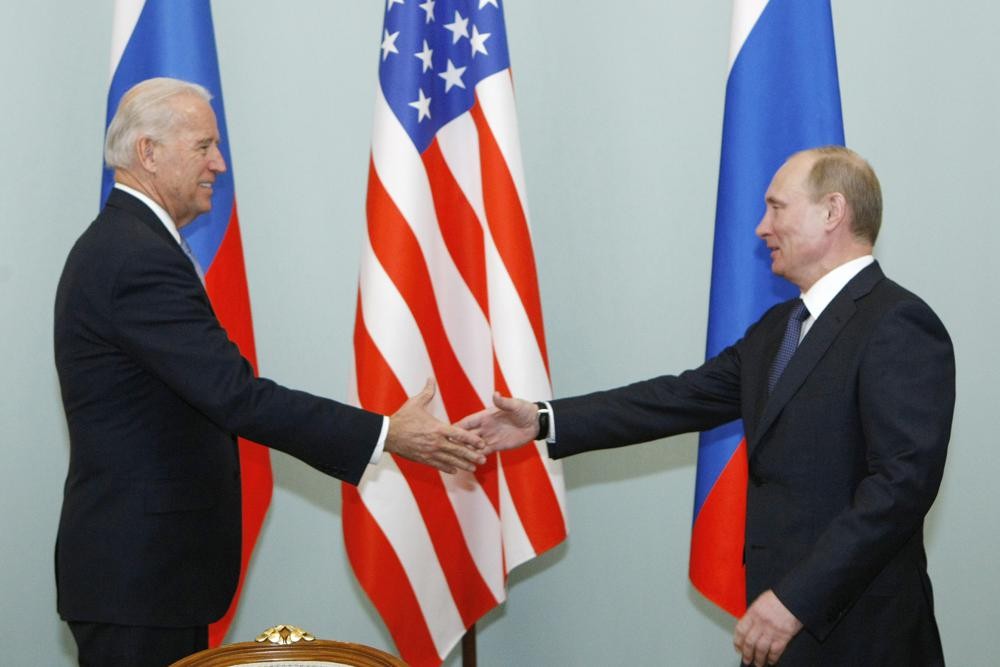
462, 625, 476, 667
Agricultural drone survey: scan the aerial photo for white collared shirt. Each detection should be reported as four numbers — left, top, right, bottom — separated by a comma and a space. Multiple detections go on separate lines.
112, 183, 390, 464
799, 255, 875, 341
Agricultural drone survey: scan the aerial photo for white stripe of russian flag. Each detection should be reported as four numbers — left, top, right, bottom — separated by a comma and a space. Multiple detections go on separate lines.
109, 0, 144, 78
728, 0, 768, 73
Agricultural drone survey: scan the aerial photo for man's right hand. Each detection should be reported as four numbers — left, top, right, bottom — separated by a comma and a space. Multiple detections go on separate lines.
386, 379, 486, 474
455, 392, 540, 453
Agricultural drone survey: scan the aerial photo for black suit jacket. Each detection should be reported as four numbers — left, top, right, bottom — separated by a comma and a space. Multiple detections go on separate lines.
549, 262, 954, 665
54, 189, 384, 627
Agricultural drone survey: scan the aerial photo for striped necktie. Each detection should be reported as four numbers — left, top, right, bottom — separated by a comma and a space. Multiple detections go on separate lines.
767, 299, 809, 393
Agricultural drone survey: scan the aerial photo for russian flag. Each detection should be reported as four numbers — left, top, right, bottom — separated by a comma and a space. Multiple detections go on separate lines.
689, 0, 844, 617
103, 0, 271, 645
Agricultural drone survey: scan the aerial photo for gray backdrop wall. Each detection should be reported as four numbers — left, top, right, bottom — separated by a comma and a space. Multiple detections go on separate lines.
2, 1, 997, 665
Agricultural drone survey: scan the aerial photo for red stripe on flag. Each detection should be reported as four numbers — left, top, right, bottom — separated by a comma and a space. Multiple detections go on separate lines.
204, 203, 257, 369
366, 160, 481, 422
344, 486, 440, 667
205, 205, 272, 647
422, 140, 489, 318
420, 140, 502, 513
689, 438, 747, 617
351, 295, 497, 631
349, 301, 442, 666
394, 459, 499, 626
493, 360, 566, 554
469, 100, 549, 375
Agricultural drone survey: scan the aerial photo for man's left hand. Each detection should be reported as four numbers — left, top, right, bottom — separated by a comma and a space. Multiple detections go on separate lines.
733, 590, 803, 666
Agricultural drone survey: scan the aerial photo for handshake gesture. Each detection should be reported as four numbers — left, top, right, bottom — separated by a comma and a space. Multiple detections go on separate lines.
386, 386, 542, 474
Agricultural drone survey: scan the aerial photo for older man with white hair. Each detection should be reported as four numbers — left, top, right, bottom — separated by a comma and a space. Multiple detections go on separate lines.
54, 77, 484, 667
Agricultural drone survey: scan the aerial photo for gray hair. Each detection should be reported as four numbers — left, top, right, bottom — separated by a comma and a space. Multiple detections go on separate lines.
801, 146, 883, 245
104, 77, 213, 170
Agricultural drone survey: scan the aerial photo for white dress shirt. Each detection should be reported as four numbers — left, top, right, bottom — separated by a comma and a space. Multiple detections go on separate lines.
798, 255, 875, 342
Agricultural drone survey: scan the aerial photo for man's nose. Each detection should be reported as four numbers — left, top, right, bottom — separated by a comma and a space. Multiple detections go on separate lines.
210, 146, 227, 173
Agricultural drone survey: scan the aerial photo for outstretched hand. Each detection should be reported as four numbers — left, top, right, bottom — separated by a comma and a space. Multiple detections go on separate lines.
456, 392, 540, 453
386, 379, 486, 474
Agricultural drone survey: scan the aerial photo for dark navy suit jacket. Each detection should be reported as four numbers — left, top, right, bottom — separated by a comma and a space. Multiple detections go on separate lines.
54, 189, 383, 627
548, 262, 954, 665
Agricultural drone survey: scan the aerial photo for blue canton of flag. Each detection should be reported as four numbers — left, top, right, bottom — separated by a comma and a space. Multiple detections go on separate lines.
379, 0, 510, 151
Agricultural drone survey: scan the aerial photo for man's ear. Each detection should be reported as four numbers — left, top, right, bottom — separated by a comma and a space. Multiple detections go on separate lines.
135, 136, 157, 172
824, 192, 848, 231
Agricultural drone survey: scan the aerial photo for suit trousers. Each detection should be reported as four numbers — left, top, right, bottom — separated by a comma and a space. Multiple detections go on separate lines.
68, 621, 207, 667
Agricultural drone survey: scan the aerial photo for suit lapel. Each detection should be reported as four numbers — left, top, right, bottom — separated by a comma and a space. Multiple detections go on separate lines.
748, 262, 884, 455
107, 188, 181, 251
106, 188, 215, 312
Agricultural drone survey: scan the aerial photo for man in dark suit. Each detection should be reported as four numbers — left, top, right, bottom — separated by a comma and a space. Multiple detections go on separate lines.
54, 77, 485, 667
459, 146, 955, 666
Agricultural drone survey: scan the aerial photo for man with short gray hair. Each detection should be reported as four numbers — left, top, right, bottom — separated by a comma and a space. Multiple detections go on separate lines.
460, 146, 954, 666
54, 77, 485, 667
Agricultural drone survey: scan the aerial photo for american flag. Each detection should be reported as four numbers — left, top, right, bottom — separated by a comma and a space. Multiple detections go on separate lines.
343, 1, 567, 665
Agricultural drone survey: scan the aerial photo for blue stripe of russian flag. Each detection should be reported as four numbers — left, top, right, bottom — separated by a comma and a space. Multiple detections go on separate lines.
101, 0, 235, 273
691, 0, 844, 613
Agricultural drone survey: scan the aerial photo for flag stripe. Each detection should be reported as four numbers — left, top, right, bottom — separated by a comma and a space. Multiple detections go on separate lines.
498, 448, 567, 555
366, 161, 484, 421
393, 460, 500, 625
727, 0, 769, 70
351, 305, 464, 659
203, 205, 272, 646
691, 0, 844, 618
689, 437, 748, 616
348, 4, 567, 662
343, 487, 443, 667
475, 72, 532, 244
421, 140, 490, 318
469, 100, 549, 375
358, 185, 503, 617
108, 0, 143, 76
104, 0, 268, 645
371, 90, 495, 408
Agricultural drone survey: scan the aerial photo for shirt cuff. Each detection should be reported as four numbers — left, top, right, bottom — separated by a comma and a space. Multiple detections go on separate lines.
542, 400, 555, 443
369, 416, 390, 465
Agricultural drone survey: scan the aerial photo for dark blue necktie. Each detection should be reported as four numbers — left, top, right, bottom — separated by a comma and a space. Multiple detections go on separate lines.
768, 299, 809, 394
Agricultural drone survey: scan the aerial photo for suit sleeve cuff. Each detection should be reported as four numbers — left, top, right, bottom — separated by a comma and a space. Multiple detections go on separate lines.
369, 416, 390, 465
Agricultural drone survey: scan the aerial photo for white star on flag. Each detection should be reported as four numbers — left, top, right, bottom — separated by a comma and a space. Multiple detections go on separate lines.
380, 29, 400, 61
419, 0, 435, 23
438, 59, 467, 92
408, 88, 432, 121
387, 0, 405, 10
469, 25, 490, 57
444, 11, 469, 44
351, 2, 570, 663
414, 40, 434, 72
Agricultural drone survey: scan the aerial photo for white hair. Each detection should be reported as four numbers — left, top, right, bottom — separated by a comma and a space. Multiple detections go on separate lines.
104, 77, 213, 170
